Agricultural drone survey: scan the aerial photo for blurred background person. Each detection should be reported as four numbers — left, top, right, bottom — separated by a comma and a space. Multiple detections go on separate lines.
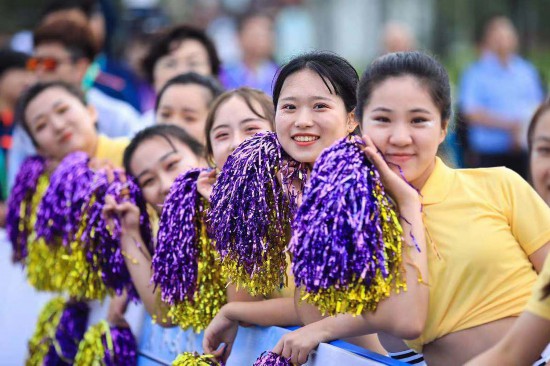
0, 49, 35, 224
8, 20, 140, 190
459, 15, 545, 178
220, 11, 278, 95
382, 22, 416, 54
140, 23, 222, 127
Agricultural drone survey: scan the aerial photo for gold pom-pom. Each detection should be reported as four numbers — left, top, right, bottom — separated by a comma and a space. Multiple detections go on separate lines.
167, 224, 227, 332
26, 297, 65, 365
298, 180, 407, 316
25, 174, 68, 292
172, 352, 221, 366
74, 321, 110, 366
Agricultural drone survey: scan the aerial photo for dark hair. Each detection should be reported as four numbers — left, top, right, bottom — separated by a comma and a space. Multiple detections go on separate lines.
0, 49, 29, 79
205, 87, 275, 166
155, 72, 224, 112
123, 124, 205, 177
527, 99, 550, 155
356, 51, 451, 124
142, 24, 221, 84
16, 81, 87, 146
272, 51, 359, 114
41, 0, 96, 21
33, 20, 99, 61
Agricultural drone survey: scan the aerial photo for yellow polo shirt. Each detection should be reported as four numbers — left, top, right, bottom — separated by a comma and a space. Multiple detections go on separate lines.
94, 135, 129, 168
405, 158, 550, 352
526, 255, 550, 321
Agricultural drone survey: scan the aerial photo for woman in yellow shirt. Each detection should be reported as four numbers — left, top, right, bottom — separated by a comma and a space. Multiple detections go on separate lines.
465, 99, 550, 366
17, 81, 128, 167
273, 51, 550, 365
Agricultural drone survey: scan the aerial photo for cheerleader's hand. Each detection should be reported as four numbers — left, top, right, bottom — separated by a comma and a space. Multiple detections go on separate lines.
361, 134, 420, 207
272, 325, 324, 365
202, 306, 238, 362
197, 170, 217, 202
102, 195, 141, 236
89, 157, 114, 171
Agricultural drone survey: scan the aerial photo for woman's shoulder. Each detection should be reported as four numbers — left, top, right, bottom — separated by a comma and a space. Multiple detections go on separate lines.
455, 166, 525, 185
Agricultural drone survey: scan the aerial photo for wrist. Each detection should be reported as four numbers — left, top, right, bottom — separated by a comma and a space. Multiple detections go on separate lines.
396, 195, 422, 212
119, 231, 142, 250
221, 302, 236, 320
312, 319, 333, 344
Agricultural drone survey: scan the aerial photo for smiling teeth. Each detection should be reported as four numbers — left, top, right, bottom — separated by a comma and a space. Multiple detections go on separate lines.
294, 136, 319, 142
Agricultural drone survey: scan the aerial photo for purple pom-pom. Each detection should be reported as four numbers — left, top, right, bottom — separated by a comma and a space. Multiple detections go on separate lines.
253, 351, 292, 366
44, 301, 89, 365
154, 168, 204, 304
6, 155, 46, 261
80, 169, 152, 301
290, 137, 404, 314
103, 326, 137, 366
36, 152, 93, 246
208, 132, 306, 295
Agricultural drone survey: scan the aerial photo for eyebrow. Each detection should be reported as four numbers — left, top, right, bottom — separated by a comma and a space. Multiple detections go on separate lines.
241, 118, 262, 124
211, 118, 264, 133
534, 136, 550, 143
135, 151, 177, 179
371, 107, 433, 114
279, 95, 334, 102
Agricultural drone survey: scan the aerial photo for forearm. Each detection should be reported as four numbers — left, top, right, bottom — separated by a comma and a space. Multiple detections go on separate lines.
223, 298, 301, 327
466, 312, 550, 366
384, 199, 429, 334
120, 231, 172, 326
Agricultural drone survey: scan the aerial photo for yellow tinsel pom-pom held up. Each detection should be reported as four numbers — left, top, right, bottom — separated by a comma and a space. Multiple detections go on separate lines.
26, 297, 65, 366
172, 352, 221, 366
74, 320, 137, 366
24, 173, 107, 300
296, 180, 406, 316
25, 174, 68, 293
166, 224, 227, 332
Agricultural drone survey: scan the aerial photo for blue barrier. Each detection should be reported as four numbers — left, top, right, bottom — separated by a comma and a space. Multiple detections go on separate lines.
137, 314, 407, 366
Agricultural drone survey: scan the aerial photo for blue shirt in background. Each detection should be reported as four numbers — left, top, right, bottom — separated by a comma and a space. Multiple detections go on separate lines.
459, 52, 544, 154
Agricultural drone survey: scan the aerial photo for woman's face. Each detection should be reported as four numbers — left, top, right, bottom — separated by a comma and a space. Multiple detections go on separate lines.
153, 39, 212, 91
362, 75, 447, 189
25, 86, 98, 161
130, 136, 206, 213
530, 110, 550, 205
209, 96, 273, 168
275, 69, 356, 164
156, 83, 211, 144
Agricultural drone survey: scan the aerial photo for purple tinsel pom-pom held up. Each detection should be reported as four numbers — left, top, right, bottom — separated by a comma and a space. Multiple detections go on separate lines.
208, 132, 306, 296
154, 168, 204, 304
6, 155, 46, 261
253, 351, 292, 366
291, 136, 405, 315
36, 152, 93, 246
79, 169, 152, 301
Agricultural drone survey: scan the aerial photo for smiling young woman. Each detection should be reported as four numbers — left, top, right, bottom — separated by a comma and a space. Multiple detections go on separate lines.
271, 51, 550, 366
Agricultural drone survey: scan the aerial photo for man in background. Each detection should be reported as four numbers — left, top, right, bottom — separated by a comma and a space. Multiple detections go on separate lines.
459, 16, 545, 177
